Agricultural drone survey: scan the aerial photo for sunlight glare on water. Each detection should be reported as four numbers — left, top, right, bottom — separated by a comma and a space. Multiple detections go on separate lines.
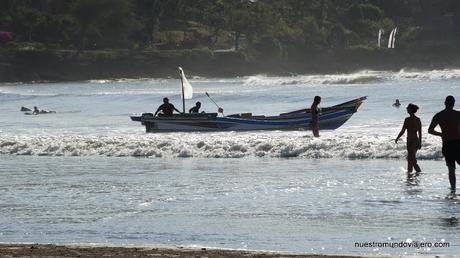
0, 70, 459, 255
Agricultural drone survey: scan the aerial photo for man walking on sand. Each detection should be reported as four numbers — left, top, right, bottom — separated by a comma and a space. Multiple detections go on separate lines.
428, 96, 460, 196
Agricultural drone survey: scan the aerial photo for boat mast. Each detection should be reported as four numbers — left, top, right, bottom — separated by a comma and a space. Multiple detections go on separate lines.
180, 68, 185, 113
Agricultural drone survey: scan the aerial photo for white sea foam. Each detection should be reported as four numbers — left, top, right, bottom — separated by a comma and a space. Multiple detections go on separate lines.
395, 68, 460, 80
238, 69, 460, 87
87, 78, 169, 84
0, 133, 443, 159
241, 72, 383, 87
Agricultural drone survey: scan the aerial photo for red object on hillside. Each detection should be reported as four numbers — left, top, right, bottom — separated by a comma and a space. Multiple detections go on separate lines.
0, 31, 13, 41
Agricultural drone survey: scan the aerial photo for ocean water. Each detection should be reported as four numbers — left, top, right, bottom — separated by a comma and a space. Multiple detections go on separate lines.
0, 69, 459, 255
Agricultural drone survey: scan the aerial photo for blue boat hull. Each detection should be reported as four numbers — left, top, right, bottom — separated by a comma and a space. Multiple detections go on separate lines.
131, 97, 366, 132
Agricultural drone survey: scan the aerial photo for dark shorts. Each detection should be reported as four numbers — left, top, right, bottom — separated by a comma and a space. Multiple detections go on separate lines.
442, 139, 460, 168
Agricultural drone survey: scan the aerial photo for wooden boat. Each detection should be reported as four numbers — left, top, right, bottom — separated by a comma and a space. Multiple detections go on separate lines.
130, 96, 366, 132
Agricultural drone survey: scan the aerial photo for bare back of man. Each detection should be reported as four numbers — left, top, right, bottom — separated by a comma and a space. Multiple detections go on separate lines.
428, 96, 460, 195
430, 109, 460, 142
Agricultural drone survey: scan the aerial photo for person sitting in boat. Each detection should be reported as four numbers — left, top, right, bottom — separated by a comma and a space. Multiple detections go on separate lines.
154, 97, 182, 117
393, 99, 401, 107
189, 101, 202, 113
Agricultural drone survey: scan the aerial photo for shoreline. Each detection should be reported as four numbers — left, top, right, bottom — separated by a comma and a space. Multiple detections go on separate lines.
2, 46, 460, 83
0, 243, 438, 258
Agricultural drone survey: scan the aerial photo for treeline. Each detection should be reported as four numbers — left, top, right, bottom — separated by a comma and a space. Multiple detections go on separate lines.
1, 0, 460, 57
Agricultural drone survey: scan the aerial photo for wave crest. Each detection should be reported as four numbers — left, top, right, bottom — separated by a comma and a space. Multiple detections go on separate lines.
239, 69, 460, 87
0, 133, 444, 160
242, 73, 383, 86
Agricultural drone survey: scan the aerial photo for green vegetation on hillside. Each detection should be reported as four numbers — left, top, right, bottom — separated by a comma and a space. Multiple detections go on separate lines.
2, 0, 460, 82
2, 0, 460, 54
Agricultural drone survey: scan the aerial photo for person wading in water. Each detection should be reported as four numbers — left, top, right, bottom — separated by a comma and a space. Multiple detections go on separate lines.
310, 96, 321, 137
428, 96, 460, 196
395, 103, 422, 178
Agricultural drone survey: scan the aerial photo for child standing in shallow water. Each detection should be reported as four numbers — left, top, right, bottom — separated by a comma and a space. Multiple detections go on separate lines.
395, 103, 422, 176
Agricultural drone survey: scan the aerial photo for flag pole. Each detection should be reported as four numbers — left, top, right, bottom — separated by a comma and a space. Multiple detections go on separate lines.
180, 67, 185, 113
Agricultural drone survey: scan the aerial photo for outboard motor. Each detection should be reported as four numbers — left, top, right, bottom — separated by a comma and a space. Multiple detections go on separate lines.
141, 113, 154, 119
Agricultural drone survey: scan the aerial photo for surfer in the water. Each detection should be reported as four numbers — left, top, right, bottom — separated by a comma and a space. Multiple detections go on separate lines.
31, 106, 55, 115
395, 103, 422, 177
428, 96, 460, 195
393, 99, 401, 107
310, 96, 321, 137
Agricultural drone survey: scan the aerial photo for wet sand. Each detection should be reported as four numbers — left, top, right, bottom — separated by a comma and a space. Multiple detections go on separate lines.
0, 244, 429, 258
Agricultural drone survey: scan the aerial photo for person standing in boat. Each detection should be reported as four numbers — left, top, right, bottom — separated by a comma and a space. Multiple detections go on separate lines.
428, 96, 460, 196
154, 97, 181, 117
311, 96, 321, 137
395, 103, 422, 177
189, 101, 201, 113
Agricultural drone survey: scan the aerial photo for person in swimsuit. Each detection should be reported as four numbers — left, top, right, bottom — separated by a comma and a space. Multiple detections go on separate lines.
310, 96, 321, 137
393, 99, 401, 108
395, 103, 422, 177
428, 96, 460, 195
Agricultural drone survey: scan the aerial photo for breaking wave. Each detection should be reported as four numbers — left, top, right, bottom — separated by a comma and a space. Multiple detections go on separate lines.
242, 72, 383, 87
0, 133, 443, 159
84, 69, 460, 87
3, 68, 460, 90
86, 78, 170, 84
395, 68, 460, 80
240, 69, 460, 87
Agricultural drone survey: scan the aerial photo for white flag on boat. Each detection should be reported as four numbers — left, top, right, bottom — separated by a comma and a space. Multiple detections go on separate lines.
179, 67, 193, 99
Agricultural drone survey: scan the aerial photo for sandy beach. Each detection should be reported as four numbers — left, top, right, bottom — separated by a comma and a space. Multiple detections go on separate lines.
0, 243, 438, 258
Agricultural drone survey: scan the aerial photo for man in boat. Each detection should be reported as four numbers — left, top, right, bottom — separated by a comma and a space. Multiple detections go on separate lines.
189, 101, 201, 113
311, 96, 321, 137
428, 96, 460, 196
154, 97, 182, 117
